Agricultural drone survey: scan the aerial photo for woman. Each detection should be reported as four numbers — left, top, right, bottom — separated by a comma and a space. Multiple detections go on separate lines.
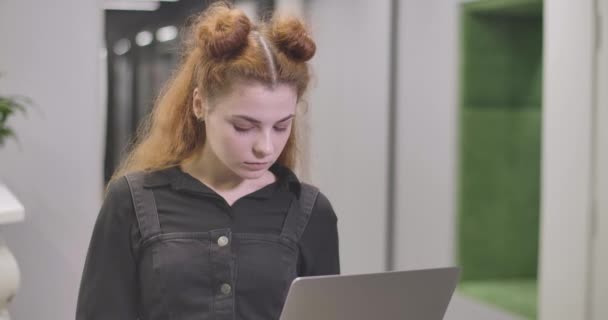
76, 3, 340, 320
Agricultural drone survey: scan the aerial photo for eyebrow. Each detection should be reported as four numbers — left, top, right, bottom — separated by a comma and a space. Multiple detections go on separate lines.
231, 114, 295, 124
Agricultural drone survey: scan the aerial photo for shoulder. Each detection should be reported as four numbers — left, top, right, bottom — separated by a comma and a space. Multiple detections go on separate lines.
300, 183, 337, 222
104, 176, 132, 202
105, 168, 173, 198
102, 168, 175, 214
314, 191, 338, 221
101, 176, 136, 220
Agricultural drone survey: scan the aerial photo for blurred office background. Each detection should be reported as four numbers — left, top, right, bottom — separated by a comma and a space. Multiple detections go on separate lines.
0, 0, 607, 319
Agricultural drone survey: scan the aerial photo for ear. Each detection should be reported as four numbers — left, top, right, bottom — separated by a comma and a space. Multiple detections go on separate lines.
192, 88, 206, 121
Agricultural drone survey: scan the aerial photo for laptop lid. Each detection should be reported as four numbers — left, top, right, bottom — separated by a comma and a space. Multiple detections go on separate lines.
279, 267, 460, 320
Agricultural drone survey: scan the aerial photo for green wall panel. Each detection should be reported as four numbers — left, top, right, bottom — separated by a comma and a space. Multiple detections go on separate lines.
458, 0, 543, 282
459, 107, 541, 280
462, 15, 543, 107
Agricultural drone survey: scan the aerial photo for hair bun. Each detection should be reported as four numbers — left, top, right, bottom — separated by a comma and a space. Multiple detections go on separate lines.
196, 4, 252, 59
269, 16, 316, 62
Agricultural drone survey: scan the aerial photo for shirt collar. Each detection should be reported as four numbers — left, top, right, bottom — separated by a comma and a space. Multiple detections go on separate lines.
142, 162, 300, 200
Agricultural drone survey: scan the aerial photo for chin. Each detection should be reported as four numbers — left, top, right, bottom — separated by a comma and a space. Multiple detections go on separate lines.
233, 166, 268, 180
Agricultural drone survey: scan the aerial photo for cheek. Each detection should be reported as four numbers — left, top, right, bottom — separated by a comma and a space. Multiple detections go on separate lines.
206, 123, 242, 156
275, 130, 292, 150
217, 130, 252, 156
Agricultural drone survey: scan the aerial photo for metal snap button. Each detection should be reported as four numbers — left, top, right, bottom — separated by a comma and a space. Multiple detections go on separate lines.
220, 283, 232, 295
217, 236, 229, 247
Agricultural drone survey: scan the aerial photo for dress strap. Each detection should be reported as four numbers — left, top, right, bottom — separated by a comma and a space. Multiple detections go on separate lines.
280, 182, 320, 243
125, 172, 162, 241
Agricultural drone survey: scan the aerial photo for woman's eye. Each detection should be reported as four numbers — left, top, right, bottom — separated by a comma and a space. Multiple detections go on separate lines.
234, 125, 253, 132
274, 126, 289, 132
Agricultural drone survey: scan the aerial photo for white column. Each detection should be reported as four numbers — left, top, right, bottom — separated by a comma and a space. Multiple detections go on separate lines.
308, 0, 391, 274
394, 0, 459, 271
539, 1, 595, 319
591, 1, 608, 318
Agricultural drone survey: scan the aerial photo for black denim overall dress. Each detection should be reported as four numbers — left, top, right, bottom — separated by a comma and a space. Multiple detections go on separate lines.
125, 172, 319, 320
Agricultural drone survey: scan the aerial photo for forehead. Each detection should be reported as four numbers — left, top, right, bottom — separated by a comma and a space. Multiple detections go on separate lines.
211, 81, 297, 119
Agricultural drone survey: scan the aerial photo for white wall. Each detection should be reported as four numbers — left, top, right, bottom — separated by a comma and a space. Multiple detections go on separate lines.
592, 0, 608, 318
0, 1, 103, 319
539, 1, 595, 319
308, 0, 391, 274
394, 0, 459, 271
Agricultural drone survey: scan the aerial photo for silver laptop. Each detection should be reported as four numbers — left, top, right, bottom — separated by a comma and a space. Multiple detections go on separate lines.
279, 267, 460, 320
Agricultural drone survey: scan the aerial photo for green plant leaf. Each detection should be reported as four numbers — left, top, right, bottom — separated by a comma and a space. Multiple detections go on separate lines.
0, 126, 14, 146
0, 93, 31, 145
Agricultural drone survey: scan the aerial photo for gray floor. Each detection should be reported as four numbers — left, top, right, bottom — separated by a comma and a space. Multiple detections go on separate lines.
444, 293, 524, 320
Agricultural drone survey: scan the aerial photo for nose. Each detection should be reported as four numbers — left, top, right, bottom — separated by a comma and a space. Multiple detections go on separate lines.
253, 132, 274, 158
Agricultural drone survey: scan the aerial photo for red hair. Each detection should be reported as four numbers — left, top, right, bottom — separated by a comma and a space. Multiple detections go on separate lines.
110, 2, 316, 182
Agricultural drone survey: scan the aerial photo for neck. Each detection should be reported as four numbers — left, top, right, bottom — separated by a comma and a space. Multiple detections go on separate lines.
181, 146, 245, 192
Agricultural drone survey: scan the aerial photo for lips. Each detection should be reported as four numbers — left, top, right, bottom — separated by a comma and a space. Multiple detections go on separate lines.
243, 162, 269, 170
